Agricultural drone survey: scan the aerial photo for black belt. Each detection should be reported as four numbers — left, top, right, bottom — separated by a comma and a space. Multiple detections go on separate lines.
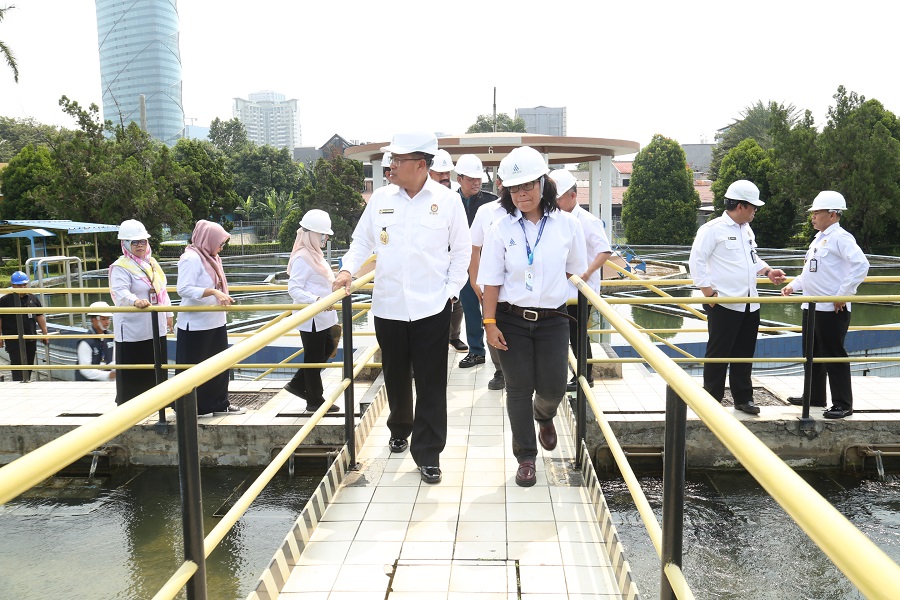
497, 302, 575, 323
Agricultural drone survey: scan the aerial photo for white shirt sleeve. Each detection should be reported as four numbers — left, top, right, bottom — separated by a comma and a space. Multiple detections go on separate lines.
688, 225, 714, 289
77, 340, 112, 381
340, 202, 377, 276
836, 235, 869, 297
446, 197, 472, 296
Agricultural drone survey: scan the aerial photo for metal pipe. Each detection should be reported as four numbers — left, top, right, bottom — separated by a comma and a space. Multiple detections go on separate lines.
661, 385, 686, 600
342, 294, 357, 467
176, 388, 208, 600
150, 311, 167, 428
575, 291, 588, 468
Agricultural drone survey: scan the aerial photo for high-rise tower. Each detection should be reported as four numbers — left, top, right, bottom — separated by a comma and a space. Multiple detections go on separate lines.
234, 91, 299, 150
96, 0, 184, 145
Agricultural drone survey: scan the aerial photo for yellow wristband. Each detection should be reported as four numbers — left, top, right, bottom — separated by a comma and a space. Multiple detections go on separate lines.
482, 318, 497, 324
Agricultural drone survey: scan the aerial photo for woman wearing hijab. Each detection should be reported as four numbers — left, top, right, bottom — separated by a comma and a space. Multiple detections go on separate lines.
176, 220, 245, 416
284, 209, 340, 413
109, 219, 173, 404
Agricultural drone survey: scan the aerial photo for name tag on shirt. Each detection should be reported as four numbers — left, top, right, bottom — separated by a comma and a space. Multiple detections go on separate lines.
809, 259, 818, 272
525, 268, 534, 292
378, 209, 394, 214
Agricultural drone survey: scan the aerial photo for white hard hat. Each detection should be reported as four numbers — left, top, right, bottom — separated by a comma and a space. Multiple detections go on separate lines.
381, 152, 392, 168
300, 209, 334, 235
808, 190, 847, 212
430, 149, 454, 173
548, 169, 577, 198
380, 132, 438, 156
88, 301, 113, 317
117, 219, 151, 240
724, 180, 765, 207
497, 146, 549, 187
455, 154, 484, 179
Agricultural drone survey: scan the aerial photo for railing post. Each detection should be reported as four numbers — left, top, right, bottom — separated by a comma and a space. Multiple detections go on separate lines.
150, 309, 167, 430
176, 387, 208, 600
342, 295, 357, 468
575, 291, 589, 468
661, 385, 686, 600
799, 303, 817, 429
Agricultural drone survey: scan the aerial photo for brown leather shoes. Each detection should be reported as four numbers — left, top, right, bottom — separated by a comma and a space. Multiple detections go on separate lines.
516, 459, 536, 487
538, 421, 557, 451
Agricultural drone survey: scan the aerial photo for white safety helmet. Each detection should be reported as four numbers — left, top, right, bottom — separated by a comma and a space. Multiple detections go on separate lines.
548, 169, 577, 198
497, 146, 550, 187
300, 209, 334, 235
808, 190, 847, 212
117, 219, 151, 241
724, 179, 765, 207
88, 301, 113, 318
381, 152, 392, 168
455, 154, 484, 179
380, 132, 438, 156
430, 149, 454, 173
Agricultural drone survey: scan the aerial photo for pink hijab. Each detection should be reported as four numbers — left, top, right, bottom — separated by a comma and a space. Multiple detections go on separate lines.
184, 220, 230, 294
288, 228, 334, 282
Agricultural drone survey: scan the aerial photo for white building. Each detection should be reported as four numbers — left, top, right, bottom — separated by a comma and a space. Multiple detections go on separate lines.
233, 91, 299, 150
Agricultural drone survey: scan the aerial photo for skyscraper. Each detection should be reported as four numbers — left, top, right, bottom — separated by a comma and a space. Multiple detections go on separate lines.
234, 91, 299, 150
96, 0, 185, 145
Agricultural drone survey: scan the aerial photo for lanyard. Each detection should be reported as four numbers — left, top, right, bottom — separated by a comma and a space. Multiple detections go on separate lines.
518, 215, 547, 266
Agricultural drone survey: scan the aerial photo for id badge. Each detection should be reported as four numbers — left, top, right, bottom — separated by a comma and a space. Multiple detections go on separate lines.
750, 250, 758, 264
149, 291, 158, 305
525, 268, 534, 292
808, 259, 817, 273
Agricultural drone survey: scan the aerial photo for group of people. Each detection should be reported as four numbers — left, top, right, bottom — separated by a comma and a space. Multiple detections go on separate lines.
689, 180, 869, 419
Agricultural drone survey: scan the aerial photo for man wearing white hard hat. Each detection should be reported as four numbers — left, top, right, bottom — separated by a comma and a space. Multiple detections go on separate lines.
550, 169, 612, 391
689, 180, 786, 415
76, 301, 116, 381
334, 132, 471, 484
455, 153, 498, 370
781, 191, 869, 419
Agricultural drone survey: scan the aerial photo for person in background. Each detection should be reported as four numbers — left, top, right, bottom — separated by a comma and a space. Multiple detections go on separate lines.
550, 168, 613, 391
76, 301, 115, 381
781, 191, 869, 419
0, 270, 49, 382
479, 146, 587, 487
284, 209, 340, 414
430, 149, 468, 354
176, 220, 246, 416
109, 220, 172, 403
688, 180, 786, 415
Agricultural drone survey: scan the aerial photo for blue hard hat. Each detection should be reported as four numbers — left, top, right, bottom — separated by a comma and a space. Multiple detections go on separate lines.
10, 271, 29, 285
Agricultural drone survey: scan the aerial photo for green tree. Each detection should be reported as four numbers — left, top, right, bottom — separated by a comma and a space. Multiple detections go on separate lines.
466, 113, 527, 134
710, 101, 798, 180
229, 144, 301, 201
0, 5, 18, 83
0, 143, 55, 219
172, 138, 240, 223
769, 104, 821, 244
0, 117, 63, 161
209, 117, 250, 155
621, 134, 700, 245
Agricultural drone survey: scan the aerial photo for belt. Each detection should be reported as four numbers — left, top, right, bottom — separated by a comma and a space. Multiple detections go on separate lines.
497, 302, 575, 323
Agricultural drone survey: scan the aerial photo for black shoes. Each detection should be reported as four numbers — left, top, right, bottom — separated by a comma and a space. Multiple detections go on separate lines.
515, 459, 536, 487
538, 421, 557, 451
787, 396, 826, 407
459, 353, 486, 368
420, 466, 442, 484
284, 382, 307, 399
488, 371, 505, 390
213, 404, 247, 415
566, 377, 594, 392
734, 401, 761, 415
389, 438, 408, 453
305, 403, 339, 414
449, 338, 469, 352
823, 406, 853, 419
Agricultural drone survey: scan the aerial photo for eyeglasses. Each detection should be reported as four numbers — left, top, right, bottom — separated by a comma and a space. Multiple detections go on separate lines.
130, 240, 149, 246
507, 181, 538, 194
390, 156, 424, 166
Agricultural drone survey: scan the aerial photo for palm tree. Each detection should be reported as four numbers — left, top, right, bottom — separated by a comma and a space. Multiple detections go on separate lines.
0, 6, 19, 83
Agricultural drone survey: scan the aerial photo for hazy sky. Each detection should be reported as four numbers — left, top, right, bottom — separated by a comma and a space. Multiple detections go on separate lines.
1, 0, 897, 155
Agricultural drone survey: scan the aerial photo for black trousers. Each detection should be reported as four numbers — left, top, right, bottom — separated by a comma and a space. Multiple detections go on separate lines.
704, 305, 759, 404
374, 301, 451, 467
566, 303, 594, 382
801, 309, 853, 409
116, 337, 168, 404
288, 323, 335, 407
449, 298, 463, 340
5, 339, 36, 382
176, 325, 230, 415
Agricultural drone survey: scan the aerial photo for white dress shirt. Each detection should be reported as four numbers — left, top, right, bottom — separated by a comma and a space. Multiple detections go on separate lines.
109, 265, 171, 342
470, 200, 505, 248
288, 258, 339, 332
478, 208, 587, 309
790, 222, 869, 312
340, 176, 471, 321
689, 213, 770, 312
176, 252, 227, 331
568, 205, 612, 298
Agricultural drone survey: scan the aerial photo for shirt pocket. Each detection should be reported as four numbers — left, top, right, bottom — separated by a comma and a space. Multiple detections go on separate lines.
724, 238, 740, 250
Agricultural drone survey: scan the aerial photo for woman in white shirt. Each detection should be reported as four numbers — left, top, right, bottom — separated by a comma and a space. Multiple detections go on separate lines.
109, 219, 173, 404
176, 220, 245, 416
478, 147, 587, 487
284, 209, 340, 413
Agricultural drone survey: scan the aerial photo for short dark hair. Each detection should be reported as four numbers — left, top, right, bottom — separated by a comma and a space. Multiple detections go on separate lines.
724, 198, 754, 211
499, 176, 559, 216
421, 153, 434, 169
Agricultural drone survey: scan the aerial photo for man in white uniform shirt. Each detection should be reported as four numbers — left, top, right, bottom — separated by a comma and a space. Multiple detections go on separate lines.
781, 191, 869, 419
689, 180, 786, 415
334, 132, 471, 484
550, 169, 612, 391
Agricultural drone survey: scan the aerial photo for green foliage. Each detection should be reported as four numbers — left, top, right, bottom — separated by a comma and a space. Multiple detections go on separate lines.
292, 155, 365, 245
466, 113, 527, 134
172, 138, 240, 223
769, 104, 821, 245
0, 116, 63, 161
0, 6, 18, 83
229, 144, 301, 201
209, 117, 250, 155
710, 101, 797, 180
621, 134, 700, 244
0, 144, 55, 219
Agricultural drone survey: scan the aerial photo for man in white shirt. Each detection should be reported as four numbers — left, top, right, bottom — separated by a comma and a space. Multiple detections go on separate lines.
334, 132, 471, 484
76, 301, 115, 381
550, 169, 612, 391
781, 191, 869, 419
689, 180, 786, 415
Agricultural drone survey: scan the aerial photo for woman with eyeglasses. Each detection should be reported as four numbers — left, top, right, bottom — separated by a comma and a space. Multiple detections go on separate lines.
176, 220, 246, 416
284, 209, 341, 414
109, 219, 173, 404
477, 147, 587, 487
